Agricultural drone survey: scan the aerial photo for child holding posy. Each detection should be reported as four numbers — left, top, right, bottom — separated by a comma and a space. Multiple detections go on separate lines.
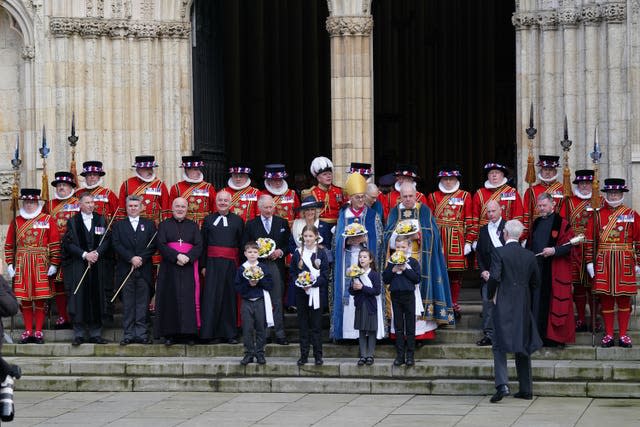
290, 225, 329, 366
234, 241, 273, 366
349, 249, 381, 366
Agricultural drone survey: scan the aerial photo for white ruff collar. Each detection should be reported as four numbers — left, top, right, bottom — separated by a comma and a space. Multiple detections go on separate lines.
395, 181, 417, 192
227, 177, 251, 191
264, 180, 288, 196
605, 196, 624, 208
183, 171, 204, 184
572, 186, 592, 200
135, 172, 156, 183
439, 181, 460, 194
538, 172, 558, 184
484, 177, 508, 189
82, 178, 104, 190
55, 189, 75, 200
20, 203, 44, 219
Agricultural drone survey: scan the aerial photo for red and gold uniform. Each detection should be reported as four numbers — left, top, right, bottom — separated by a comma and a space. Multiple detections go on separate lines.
225, 186, 259, 222
170, 180, 216, 227
117, 176, 170, 225
472, 184, 524, 239
261, 164, 300, 225
585, 178, 640, 347
306, 184, 344, 224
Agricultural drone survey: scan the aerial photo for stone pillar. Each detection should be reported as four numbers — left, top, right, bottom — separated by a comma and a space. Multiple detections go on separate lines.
325, 12, 374, 186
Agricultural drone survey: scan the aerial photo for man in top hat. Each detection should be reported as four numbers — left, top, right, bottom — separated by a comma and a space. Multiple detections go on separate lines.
223, 163, 260, 223
561, 170, 604, 332
332, 172, 384, 340
471, 163, 524, 249
5, 188, 61, 343
169, 156, 216, 227
585, 178, 640, 348
305, 156, 344, 224
426, 165, 474, 320
379, 164, 427, 220
523, 155, 564, 235
76, 161, 119, 223
45, 171, 81, 329
260, 164, 300, 226
116, 155, 170, 225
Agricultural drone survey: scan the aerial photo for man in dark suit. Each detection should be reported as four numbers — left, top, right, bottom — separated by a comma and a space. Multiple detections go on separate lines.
112, 195, 157, 345
242, 194, 291, 344
487, 219, 542, 403
475, 200, 505, 346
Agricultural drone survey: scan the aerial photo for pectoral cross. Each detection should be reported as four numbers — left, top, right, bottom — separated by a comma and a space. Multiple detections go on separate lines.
178, 238, 183, 246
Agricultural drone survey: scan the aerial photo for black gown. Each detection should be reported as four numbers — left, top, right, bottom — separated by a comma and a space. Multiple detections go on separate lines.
154, 217, 203, 338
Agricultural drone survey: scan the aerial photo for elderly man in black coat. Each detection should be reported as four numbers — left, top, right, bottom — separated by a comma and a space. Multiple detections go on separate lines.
487, 219, 542, 403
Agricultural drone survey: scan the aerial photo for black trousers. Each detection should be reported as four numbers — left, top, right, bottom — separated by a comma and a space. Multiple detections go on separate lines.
296, 289, 322, 358
391, 291, 415, 358
122, 272, 150, 341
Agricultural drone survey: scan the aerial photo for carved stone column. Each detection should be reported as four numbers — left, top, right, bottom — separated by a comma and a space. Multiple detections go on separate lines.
326, 14, 374, 186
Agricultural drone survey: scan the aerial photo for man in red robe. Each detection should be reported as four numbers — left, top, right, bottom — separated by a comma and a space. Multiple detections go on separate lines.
304, 156, 344, 225
169, 155, 216, 227
223, 163, 260, 223
523, 155, 564, 234
260, 164, 299, 226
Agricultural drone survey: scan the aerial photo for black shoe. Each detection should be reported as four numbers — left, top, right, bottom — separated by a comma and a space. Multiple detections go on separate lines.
275, 338, 289, 346
314, 358, 323, 366
357, 358, 366, 366
120, 338, 133, 346
54, 321, 72, 330
365, 357, 374, 366
240, 355, 254, 366
138, 337, 153, 345
286, 306, 297, 314
513, 391, 533, 400
33, 332, 44, 344
256, 355, 266, 365
454, 310, 462, 321
393, 358, 405, 367
297, 356, 308, 366
88, 337, 108, 344
405, 358, 415, 367
476, 336, 492, 346
227, 338, 239, 344
490, 385, 510, 403
72, 337, 84, 347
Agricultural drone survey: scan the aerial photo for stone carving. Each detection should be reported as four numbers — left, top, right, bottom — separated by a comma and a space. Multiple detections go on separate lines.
125, 0, 132, 19
326, 15, 373, 36
513, 3, 627, 29
49, 17, 191, 39
582, 4, 602, 24
112, 0, 123, 19
97, 0, 104, 18
180, 0, 191, 20
538, 10, 558, 29
21, 45, 35, 60
86, 0, 94, 17
141, 0, 154, 20
558, 7, 580, 26
0, 174, 15, 198
602, 2, 626, 23
512, 12, 539, 29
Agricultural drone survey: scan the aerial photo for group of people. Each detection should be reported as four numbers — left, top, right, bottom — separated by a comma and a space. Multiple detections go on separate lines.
2, 153, 637, 376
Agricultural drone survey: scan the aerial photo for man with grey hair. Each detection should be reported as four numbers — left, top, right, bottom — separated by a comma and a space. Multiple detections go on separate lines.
242, 194, 291, 344
488, 219, 542, 402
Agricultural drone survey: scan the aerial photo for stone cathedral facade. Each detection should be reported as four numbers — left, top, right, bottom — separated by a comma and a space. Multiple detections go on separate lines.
0, 0, 639, 210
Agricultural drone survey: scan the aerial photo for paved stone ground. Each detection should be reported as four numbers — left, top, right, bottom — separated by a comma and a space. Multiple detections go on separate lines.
10, 392, 640, 426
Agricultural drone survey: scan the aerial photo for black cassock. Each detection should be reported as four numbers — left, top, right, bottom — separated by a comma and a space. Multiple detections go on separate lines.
154, 217, 203, 338
200, 212, 244, 340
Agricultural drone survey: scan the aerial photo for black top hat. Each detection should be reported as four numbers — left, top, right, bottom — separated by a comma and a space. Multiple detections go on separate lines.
573, 169, 594, 184
394, 164, 420, 179
132, 155, 158, 168
263, 164, 288, 179
19, 188, 41, 200
295, 195, 325, 211
437, 164, 462, 178
602, 178, 629, 192
536, 155, 560, 168
348, 162, 373, 177
51, 171, 77, 188
181, 156, 205, 168
228, 163, 252, 175
80, 161, 106, 177
483, 162, 509, 176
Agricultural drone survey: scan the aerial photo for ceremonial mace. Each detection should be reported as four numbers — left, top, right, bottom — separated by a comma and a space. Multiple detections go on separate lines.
525, 103, 537, 225
589, 127, 602, 347
39, 125, 50, 201
8, 135, 22, 343
68, 112, 78, 185
110, 231, 158, 303
561, 115, 573, 197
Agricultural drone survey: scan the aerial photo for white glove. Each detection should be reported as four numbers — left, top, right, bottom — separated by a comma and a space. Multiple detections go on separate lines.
472, 240, 478, 251
586, 263, 595, 278
47, 265, 57, 277
7, 265, 15, 279
635, 265, 640, 276
464, 243, 472, 256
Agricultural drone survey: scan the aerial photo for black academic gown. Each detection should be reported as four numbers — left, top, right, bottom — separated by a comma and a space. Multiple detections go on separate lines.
63, 212, 110, 326
154, 217, 203, 338
200, 212, 244, 340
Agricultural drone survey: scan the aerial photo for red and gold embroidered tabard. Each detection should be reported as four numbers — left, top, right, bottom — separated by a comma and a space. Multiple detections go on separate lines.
224, 186, 259, 223
427, 189, 473, 270
117, 176, 170, 225
305, 184, 344, 224
260, 189, 300, 226
523, 181, 564, 232
170, 181, 216, 227
76, 186, 119, 223
4, 214, 61, 300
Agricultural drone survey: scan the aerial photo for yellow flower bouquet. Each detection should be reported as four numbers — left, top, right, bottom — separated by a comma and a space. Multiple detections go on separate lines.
342, 222, 367, 237
390, 250, 408, 265
395, 220, 418, 236
242, 265, 265, 281
256, 237, 276, 258
295, 271, 316, 288
346, 264, 366, 278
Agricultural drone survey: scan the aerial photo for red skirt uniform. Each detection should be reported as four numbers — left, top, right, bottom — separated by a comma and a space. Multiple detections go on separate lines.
224, 186, 259, 223
4, 214, 61, 300
45, 197, 81, 285
170, 180, 216, 227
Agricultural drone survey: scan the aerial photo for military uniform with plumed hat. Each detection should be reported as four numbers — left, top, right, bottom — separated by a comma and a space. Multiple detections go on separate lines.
5, 187, 61, 343
379, 163, 427, 220
523, 154, 564, 234
169, 155, 216, 227
116, 155, 170, 224
223, 163, 260, 222
304, 156, 344, 224
427, 165, 473, 318
260, 164, 300, 226
585, 177, 640, 348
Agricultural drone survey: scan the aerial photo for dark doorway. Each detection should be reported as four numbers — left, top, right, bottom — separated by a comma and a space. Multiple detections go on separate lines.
372, 0, 516, 193
191, 0, 331, 189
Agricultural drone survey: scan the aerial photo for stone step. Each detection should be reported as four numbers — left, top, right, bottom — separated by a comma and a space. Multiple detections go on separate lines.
4, 342, 639, 361
7, 356, 640, 383
13, 375, 640, 398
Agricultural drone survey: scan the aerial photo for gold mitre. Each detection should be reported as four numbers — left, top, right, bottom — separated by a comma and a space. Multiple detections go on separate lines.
344, 172, 367, 196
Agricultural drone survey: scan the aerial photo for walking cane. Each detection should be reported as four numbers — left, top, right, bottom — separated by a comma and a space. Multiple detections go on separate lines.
110, 230, 157, 303
73, 213, 117, 295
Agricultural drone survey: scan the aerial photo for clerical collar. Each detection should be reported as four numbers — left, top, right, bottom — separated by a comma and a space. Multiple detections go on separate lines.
20, 203, 44, 219
264, 180, 289, 196
227, 177, 251, 191
183, 171, 203, 184
538, 172, 558, 184
55, 190, 75, 200
82, 179, 103, 190
484, 177, 508, 189
135, 172, 156, 183
438, 181, 460, 194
